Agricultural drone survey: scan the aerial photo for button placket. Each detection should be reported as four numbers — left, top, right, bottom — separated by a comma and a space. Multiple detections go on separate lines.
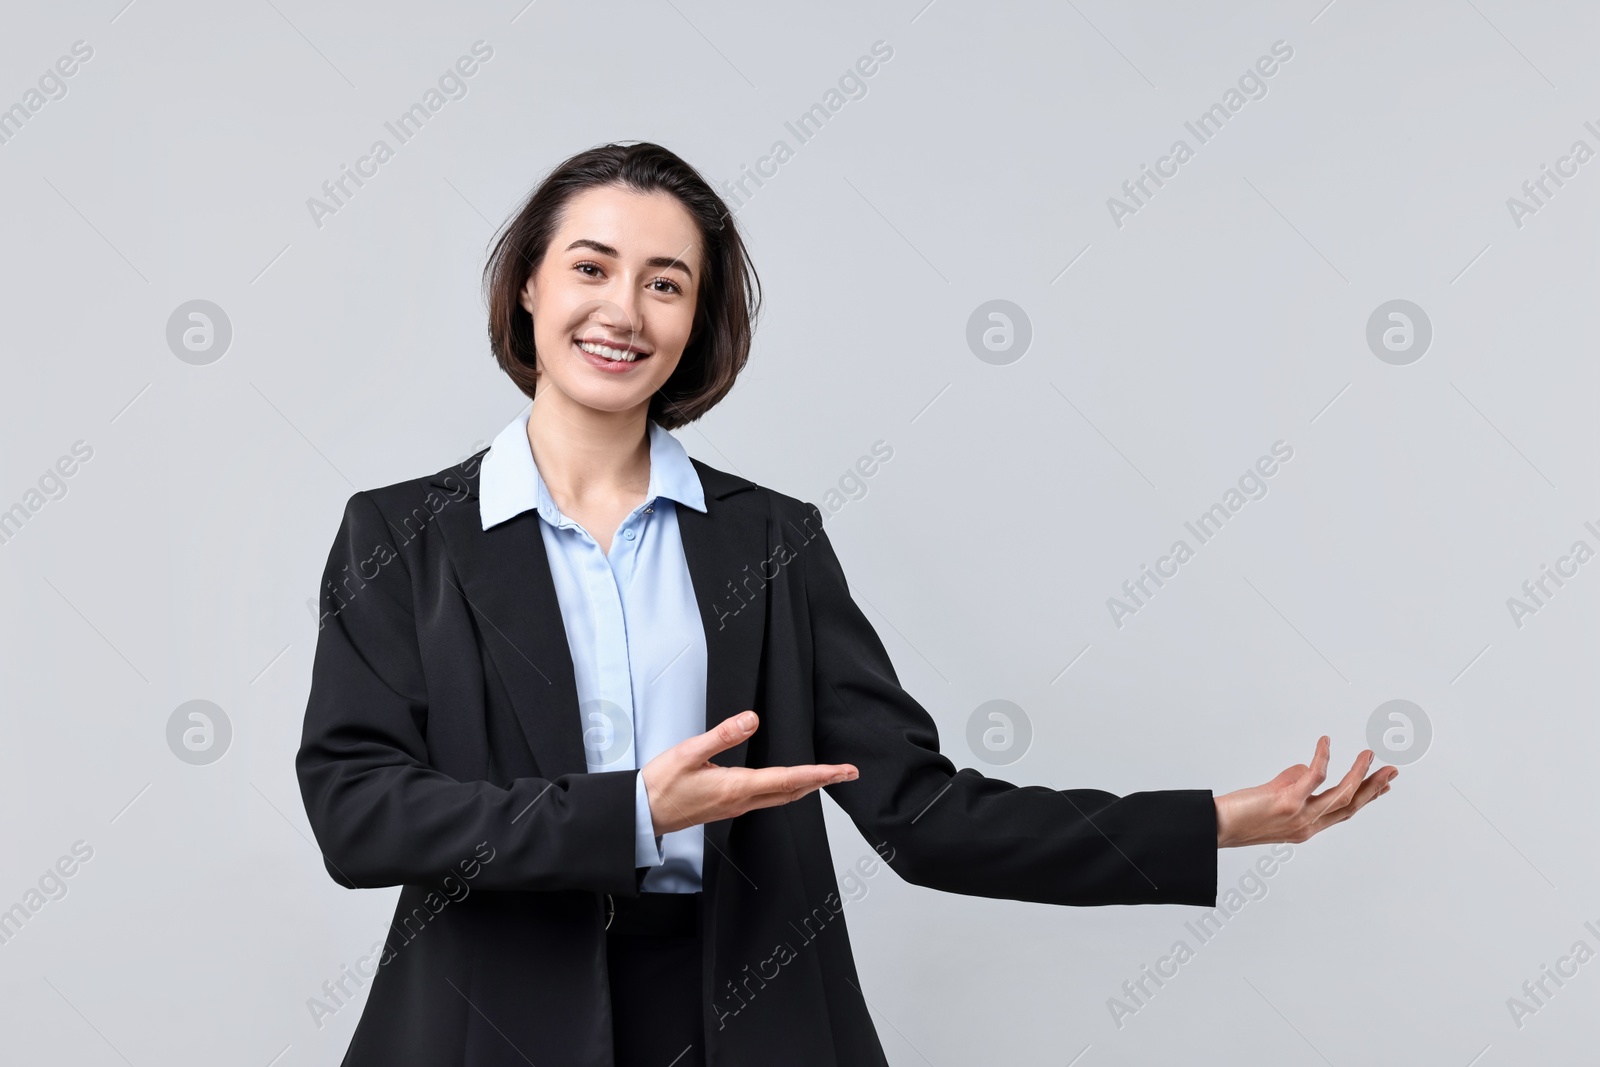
580, 527, 635, 772
609, 508, 649, 776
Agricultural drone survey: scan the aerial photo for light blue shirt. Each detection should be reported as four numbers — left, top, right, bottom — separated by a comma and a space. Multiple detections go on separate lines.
478, 407, 708, 893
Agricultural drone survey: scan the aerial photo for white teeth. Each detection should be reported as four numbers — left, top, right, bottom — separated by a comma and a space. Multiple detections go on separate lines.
577, 340, 645, 362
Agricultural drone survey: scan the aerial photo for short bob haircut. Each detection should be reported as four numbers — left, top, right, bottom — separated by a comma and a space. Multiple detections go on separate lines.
483, 142, 761, 430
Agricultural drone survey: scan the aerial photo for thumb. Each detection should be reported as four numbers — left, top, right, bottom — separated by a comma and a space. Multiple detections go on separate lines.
690, 710, 758, 761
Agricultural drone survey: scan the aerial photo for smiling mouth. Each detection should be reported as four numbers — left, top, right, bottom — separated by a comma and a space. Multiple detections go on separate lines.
576, 339, 651, 363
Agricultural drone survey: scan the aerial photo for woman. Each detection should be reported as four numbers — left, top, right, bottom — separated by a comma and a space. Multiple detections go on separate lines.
296, 141, 1396, 1067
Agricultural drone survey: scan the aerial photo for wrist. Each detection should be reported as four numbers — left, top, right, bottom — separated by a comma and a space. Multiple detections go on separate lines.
634, 770, 666, 866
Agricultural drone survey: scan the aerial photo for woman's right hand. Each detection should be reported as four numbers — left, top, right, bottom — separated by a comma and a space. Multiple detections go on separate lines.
640, 711, 858, 836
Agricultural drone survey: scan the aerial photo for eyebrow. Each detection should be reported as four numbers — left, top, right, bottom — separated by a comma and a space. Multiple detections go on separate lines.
563, 238, 695, 280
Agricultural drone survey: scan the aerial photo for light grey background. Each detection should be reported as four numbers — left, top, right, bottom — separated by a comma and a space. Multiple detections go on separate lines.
2, 1, 1596, 1063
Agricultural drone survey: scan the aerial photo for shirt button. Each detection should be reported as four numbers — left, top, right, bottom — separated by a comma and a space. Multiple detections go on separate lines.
624, 529, 636, 541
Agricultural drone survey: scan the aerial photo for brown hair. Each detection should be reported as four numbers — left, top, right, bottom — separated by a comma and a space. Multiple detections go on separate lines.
483, 142, 761, 430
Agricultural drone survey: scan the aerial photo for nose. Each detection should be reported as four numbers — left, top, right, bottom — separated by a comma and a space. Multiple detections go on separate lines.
597, 283, 643, 341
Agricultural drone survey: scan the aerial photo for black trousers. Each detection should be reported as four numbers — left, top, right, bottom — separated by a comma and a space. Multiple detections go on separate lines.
606, 893, 705, 1067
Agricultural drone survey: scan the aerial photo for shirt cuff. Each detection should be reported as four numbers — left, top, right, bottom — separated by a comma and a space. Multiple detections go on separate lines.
634, 769, 665, 868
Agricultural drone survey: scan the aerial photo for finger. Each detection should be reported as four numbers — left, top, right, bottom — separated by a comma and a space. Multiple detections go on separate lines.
1309, 766, 1392, 832
742, 764, 862, 809
1308, 778, 1377, 833
1307, 750, 1372, 820
1276, 736, 1331, 797
722, 766, 859, 818
729, 763, 858, 799
1300, 735, 1331, 793
1308, 753, 1368, 815
740, 783, 828, 812
683, 711, 761, 763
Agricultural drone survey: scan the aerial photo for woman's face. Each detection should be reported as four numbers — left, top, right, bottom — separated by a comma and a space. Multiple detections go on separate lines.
520, 184, 703, 420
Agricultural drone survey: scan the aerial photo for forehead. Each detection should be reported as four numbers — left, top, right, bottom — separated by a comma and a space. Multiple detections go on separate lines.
554, 185, 701, 264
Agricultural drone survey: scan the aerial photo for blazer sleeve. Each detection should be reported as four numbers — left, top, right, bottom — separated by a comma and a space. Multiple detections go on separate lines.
295, 491, 641, 896
799, 502, 1218, 908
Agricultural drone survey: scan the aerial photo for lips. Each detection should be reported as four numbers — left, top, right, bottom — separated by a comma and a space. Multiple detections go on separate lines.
574, 339, 651, 373
576, 338, 651, 362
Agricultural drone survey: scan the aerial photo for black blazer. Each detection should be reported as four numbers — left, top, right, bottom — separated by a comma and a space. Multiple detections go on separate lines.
296, 441, 1218, 1067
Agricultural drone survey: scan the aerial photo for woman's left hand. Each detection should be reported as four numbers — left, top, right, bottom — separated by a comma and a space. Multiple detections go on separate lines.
1214, 737, 1396, 848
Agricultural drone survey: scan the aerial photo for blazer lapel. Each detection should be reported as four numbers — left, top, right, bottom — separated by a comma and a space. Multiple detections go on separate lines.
678, 457, 769, 868
433, 481, 591, 781
427, 449, 770, 841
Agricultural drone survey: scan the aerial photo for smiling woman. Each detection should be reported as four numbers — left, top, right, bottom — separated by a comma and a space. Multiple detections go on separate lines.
483, 143, 759, 431
297, 140, 1396, 1067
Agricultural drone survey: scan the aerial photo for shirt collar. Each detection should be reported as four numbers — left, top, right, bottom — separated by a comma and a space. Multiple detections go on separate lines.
478, 406, 707, 531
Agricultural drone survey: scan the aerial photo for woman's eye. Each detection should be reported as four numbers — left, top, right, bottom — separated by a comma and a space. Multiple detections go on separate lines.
572, 262, 678, 293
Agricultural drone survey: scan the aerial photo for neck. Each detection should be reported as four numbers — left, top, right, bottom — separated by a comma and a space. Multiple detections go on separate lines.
525, 389, 652, 505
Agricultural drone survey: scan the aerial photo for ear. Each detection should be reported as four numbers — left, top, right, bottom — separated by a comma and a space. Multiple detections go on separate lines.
518, 274, 536, 316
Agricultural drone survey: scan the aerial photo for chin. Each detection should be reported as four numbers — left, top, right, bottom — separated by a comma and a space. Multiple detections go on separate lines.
567, 383, 660, 414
